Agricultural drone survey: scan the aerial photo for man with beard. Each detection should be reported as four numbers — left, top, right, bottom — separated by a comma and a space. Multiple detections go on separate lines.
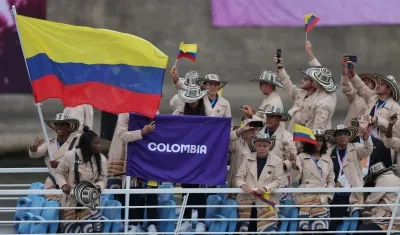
274, 41, 319, 133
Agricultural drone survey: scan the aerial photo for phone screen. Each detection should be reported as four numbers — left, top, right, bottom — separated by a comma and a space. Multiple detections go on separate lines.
346, 55, 357, 63
249, 121, 264, 128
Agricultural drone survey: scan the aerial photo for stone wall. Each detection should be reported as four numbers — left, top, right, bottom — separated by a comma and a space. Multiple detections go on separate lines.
1, 0, 400, 153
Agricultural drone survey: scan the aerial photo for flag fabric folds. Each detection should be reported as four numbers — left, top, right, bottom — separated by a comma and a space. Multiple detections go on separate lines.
126, 114, 231, 185
177, 42, 198, 62
252, 192, 276, 213
293, 124, 318, 145
304, 14, 320, 33
15, 15, 168, 118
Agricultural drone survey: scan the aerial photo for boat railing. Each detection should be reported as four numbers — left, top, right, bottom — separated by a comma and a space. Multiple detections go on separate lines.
2, 167, 400, 234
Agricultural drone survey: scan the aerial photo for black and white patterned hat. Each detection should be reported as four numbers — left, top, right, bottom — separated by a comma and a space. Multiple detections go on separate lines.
251, 70, 284, 88
301, 67, 336, 92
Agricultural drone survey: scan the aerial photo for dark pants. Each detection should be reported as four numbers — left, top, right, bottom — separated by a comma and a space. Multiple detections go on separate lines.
181, 184, 207, 221
356, 223, 385, 234
329, 193, 350, 233
248, 203, 257, 232
116, 186, 158, 227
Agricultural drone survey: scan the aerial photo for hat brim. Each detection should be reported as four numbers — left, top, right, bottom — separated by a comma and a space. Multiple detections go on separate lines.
363, 166, 395, 184
179, 77, 205, 90
324, 126, 358, 144
44, 119, 80, 133
250, 78, 284, 88
380, 77, 400, 101
300, 70, 337, 93
359, 73, 380, 89
250, 136, 276, 151
177, 89, 208, 104
198, 79, 228, 90
258, 111, 291, 122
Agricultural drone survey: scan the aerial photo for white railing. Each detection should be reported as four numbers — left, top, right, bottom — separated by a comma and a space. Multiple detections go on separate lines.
1, 168, 400, 234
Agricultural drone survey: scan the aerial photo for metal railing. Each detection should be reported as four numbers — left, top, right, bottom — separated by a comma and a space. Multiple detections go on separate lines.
1, 167, 400, 234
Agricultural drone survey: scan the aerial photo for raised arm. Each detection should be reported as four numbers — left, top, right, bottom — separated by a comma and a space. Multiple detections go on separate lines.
28, 138, 48, 158
116, 113, 143, 144
341, 74, 357, 103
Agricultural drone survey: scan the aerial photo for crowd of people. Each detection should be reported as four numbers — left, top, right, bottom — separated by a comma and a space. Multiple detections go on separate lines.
27, 40, 400, 234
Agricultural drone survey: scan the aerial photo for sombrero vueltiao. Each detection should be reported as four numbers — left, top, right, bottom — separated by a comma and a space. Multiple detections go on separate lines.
198, 74, 228, 90
177, 84, 208, 104
301, 66, 336, 93
250, 133, 276, 151
250, 70, 284, 88
359, 73, 380, 89
45, 113, 80, 133
313, 129, 326, 139
178, 71, 203, 89
378, 75, 400, 102
364, 162, 395, 184
324, 124, 358, 144
258, 105, 291, 122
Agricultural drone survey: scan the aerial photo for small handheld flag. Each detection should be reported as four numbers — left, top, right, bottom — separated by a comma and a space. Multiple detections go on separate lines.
252, 191, 275, 212
293, 124, 318, 145
177, 42, 198, 62
304, 14, 320, 33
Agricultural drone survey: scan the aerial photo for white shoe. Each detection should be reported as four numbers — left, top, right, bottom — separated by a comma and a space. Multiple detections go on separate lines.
192, 209, 198, 220
147, 224, 158, 235
128, 225, 143, 233
195, 222, 206, 233
179, 221, 192, 233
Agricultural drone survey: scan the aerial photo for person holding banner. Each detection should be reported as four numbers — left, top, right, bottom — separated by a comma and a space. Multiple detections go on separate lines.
324, 121, 372, 232
228, 117, 263, 188
274, 41, 319, 133
169, 66, 203, 111
236, 133, 283, 233
173, 84, 214, 117
107, 111, 159, 234
198, 74, 231, 117
28, 113, 80, 202
291, 129, 335, 233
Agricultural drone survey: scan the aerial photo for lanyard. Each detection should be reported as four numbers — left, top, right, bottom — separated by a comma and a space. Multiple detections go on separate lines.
57, 140, 63, 149
209, 96, 218, 108
336, 148, 347, 177
310, 155, 323, 177
373, 99, 387, 117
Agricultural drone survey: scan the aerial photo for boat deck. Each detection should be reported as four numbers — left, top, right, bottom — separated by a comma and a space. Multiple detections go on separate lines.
0, 224, 16, 234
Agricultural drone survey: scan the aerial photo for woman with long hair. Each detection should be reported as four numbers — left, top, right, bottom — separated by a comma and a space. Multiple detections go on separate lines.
290, 129, 335, 234
56, 126, 107, 233
172, 84, 214, 233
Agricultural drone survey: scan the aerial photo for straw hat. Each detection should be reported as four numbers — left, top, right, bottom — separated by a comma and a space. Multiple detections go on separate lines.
324, 124, 358, 144
251, 70, 284, 88
44, 113, 80, 133
198, 74, 228, 90
364, 162, 395, 184
313, 129, 326, 138
379, 75, 400, 101
350, 115, 376, 128
179, 71, 203, 88
301, 67, 336, 92
177, 84, 208, 103
258, 105, 291, 122
250, 133, 276, 151
359, 73, 381, 89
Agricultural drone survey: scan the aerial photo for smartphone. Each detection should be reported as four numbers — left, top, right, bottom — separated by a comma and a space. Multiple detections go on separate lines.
346, 55, 357, 63
249, 121, 264, 128
276, 49, 282, 63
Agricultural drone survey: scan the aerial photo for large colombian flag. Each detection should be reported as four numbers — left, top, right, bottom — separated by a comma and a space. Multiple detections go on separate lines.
15, 15, 168, 118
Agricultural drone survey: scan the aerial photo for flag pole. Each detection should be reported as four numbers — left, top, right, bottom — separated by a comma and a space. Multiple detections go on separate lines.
11, 6, 55, 164
305, 32, 308, 41
173, 58, 178, 67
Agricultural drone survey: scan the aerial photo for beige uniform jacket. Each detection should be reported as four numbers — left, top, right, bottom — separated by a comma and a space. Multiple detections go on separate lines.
256, 91, 285, 130
63, 104, 94, 134
277, 58, 321, 133
341, 74, 368, 127
228, 130, 252, 187
349, 73, 400, 139
327, 139, 373, 212
236, 152, 284, 212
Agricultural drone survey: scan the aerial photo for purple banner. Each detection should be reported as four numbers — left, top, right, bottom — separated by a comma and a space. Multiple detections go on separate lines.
0, 0, 46, 93
126, 114, 231, 185
211, 0, 400, 27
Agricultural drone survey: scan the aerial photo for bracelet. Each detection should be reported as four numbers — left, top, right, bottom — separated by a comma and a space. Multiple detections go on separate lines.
277, 66, 283, 69
140, 130, 144, 136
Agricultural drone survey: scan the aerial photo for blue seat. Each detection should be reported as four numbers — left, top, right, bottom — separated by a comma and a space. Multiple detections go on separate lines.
102, 199, 122, 233
205, 195, 223, 228
158, 184, 174, 204
208, 215, 228, 234
14, 197, 32, 229
17, 212, 34, 234
336, 210, 360, 235
37, 200, 60, 234
28, 182, 45, 200
158, 200, 176, 233
30, 215, 47, 234
216, 183, 228, 201
218, 199, 237, 234
279, 199, 299, 234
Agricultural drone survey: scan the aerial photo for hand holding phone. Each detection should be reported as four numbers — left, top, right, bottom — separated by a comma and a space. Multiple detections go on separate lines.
276, 49, 282, 64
